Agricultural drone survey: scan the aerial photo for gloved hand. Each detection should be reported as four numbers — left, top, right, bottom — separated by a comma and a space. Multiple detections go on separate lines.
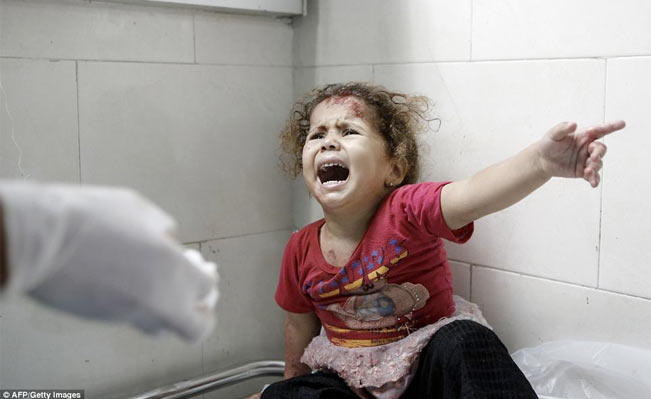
0, 180, 218, 342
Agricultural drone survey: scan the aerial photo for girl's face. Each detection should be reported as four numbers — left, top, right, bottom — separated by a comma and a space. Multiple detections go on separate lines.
302, 96, 403, 214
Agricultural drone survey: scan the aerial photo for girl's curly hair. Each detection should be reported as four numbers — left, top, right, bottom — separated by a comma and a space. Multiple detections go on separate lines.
279, 82, 433, 186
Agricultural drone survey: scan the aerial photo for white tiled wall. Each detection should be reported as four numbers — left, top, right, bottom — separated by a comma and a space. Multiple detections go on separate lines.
201, 230, 290, 399
472, 267, 651, 352
195, 13, 293, 66
293, 0, 472, 66
0, 0, 293, 397
449, 261, 471, 300
78, 61, 292, 242
1, 0, 195, 62
601, 57, 651, 299
0, 296, 205, 397
374, 60, 604, 286
0, 59, 79, 181
3, 0, 651, 396
472, 0, 651, 60
292, 0, 651, 355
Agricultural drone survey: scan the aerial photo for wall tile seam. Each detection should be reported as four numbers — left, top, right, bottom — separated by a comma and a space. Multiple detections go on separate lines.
7, 0, 298, 19
469, 0, 474, 62
6, 54, 646, 71
469, 264, 473, 302
7, 54, 651, 67
194, 61, 294, 68
0, 55, 293, 68
75, 60, 82, 184
472, 55, 651, 63
459, 261, 599, 289
0, 55, 195, 65
186, 227, 294, 245
294, 64, 374, 72
192, 12, 198, 65
448, 259, 472, 267
597, 58, 608, 289
466, 262, 592, 286
201, 341, 205, 377
184, 240, 206, 246
470, 263, 651, 303
448, 260, 473, 301
298, 54, 651, 69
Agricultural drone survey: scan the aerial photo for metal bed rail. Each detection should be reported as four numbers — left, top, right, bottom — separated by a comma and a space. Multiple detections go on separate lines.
126, 360, 285, 399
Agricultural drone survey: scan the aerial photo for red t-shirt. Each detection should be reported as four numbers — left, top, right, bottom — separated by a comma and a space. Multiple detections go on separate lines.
275, 182, 473, 348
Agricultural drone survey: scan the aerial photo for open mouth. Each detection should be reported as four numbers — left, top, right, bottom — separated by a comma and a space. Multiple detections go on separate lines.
318, 162, 350, 186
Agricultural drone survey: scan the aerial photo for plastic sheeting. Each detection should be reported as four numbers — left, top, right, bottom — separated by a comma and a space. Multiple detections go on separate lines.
512, 341, 651, 399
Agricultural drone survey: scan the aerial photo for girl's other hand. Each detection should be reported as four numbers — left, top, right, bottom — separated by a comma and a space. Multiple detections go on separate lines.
538, 120, 626, 187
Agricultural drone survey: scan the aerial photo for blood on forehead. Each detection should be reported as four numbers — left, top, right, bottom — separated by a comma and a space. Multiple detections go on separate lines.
325, 95, 366, 120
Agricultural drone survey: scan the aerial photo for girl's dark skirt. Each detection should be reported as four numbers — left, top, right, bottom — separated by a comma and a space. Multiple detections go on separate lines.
261, 320, 537, 399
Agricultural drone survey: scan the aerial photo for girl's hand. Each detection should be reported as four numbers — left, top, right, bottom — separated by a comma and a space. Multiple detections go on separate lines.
538, 120, 626, 187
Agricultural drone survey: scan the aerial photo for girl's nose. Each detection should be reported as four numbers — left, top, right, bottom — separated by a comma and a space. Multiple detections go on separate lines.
321, 134, 340, 151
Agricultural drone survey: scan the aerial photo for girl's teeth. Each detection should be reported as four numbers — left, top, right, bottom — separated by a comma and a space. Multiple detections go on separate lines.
319, 162, 345, 171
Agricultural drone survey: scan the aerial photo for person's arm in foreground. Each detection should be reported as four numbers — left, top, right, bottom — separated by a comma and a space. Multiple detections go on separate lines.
0, 180, 218, 342
441, 121, 625, 229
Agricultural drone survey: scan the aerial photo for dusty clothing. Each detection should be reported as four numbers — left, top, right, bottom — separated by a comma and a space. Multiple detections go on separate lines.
301, 296, 490, 398
275, 182, 473, 347
262, 319, 537, 399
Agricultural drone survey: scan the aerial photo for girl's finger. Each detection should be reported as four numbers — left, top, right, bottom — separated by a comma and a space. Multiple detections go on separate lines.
588, 141, 607, 159
576, 144, 590, 178
586, 158, 603, 173
548, 121, 578, 141
593, 172, 601, 187
584, 168, 600, 188
580, 120, 626, 144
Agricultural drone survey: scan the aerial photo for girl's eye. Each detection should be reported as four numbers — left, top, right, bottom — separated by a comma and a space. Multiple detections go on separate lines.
309, 132, 325, 140
343, 129, 359, 136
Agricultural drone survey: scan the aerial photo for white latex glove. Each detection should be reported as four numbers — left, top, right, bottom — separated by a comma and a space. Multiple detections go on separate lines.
0, 180, 218, 342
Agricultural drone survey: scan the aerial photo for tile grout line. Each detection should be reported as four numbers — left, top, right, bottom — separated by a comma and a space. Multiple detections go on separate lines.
0, 55, 293, 68
201, 340, 205, 382
464, 262, 651, 302
597, 58, 608, 289
75, 60, 82, 183
192, 12, 198, 65
182, 227, 293, 246
282, 54, 651, 69
4, 55, 647, 68
468, 264, 473, 302
199, 238, 205, 390
469, 0, 474, 61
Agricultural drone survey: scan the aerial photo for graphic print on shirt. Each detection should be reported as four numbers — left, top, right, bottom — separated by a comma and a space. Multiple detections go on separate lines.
304, 237, 429, 329
305, 237, 409, 298
326, 279, 429, 329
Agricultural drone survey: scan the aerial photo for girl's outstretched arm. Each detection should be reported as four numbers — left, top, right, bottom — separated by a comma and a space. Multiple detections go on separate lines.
440, 120, 626, 230
283, 311, 321, 379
